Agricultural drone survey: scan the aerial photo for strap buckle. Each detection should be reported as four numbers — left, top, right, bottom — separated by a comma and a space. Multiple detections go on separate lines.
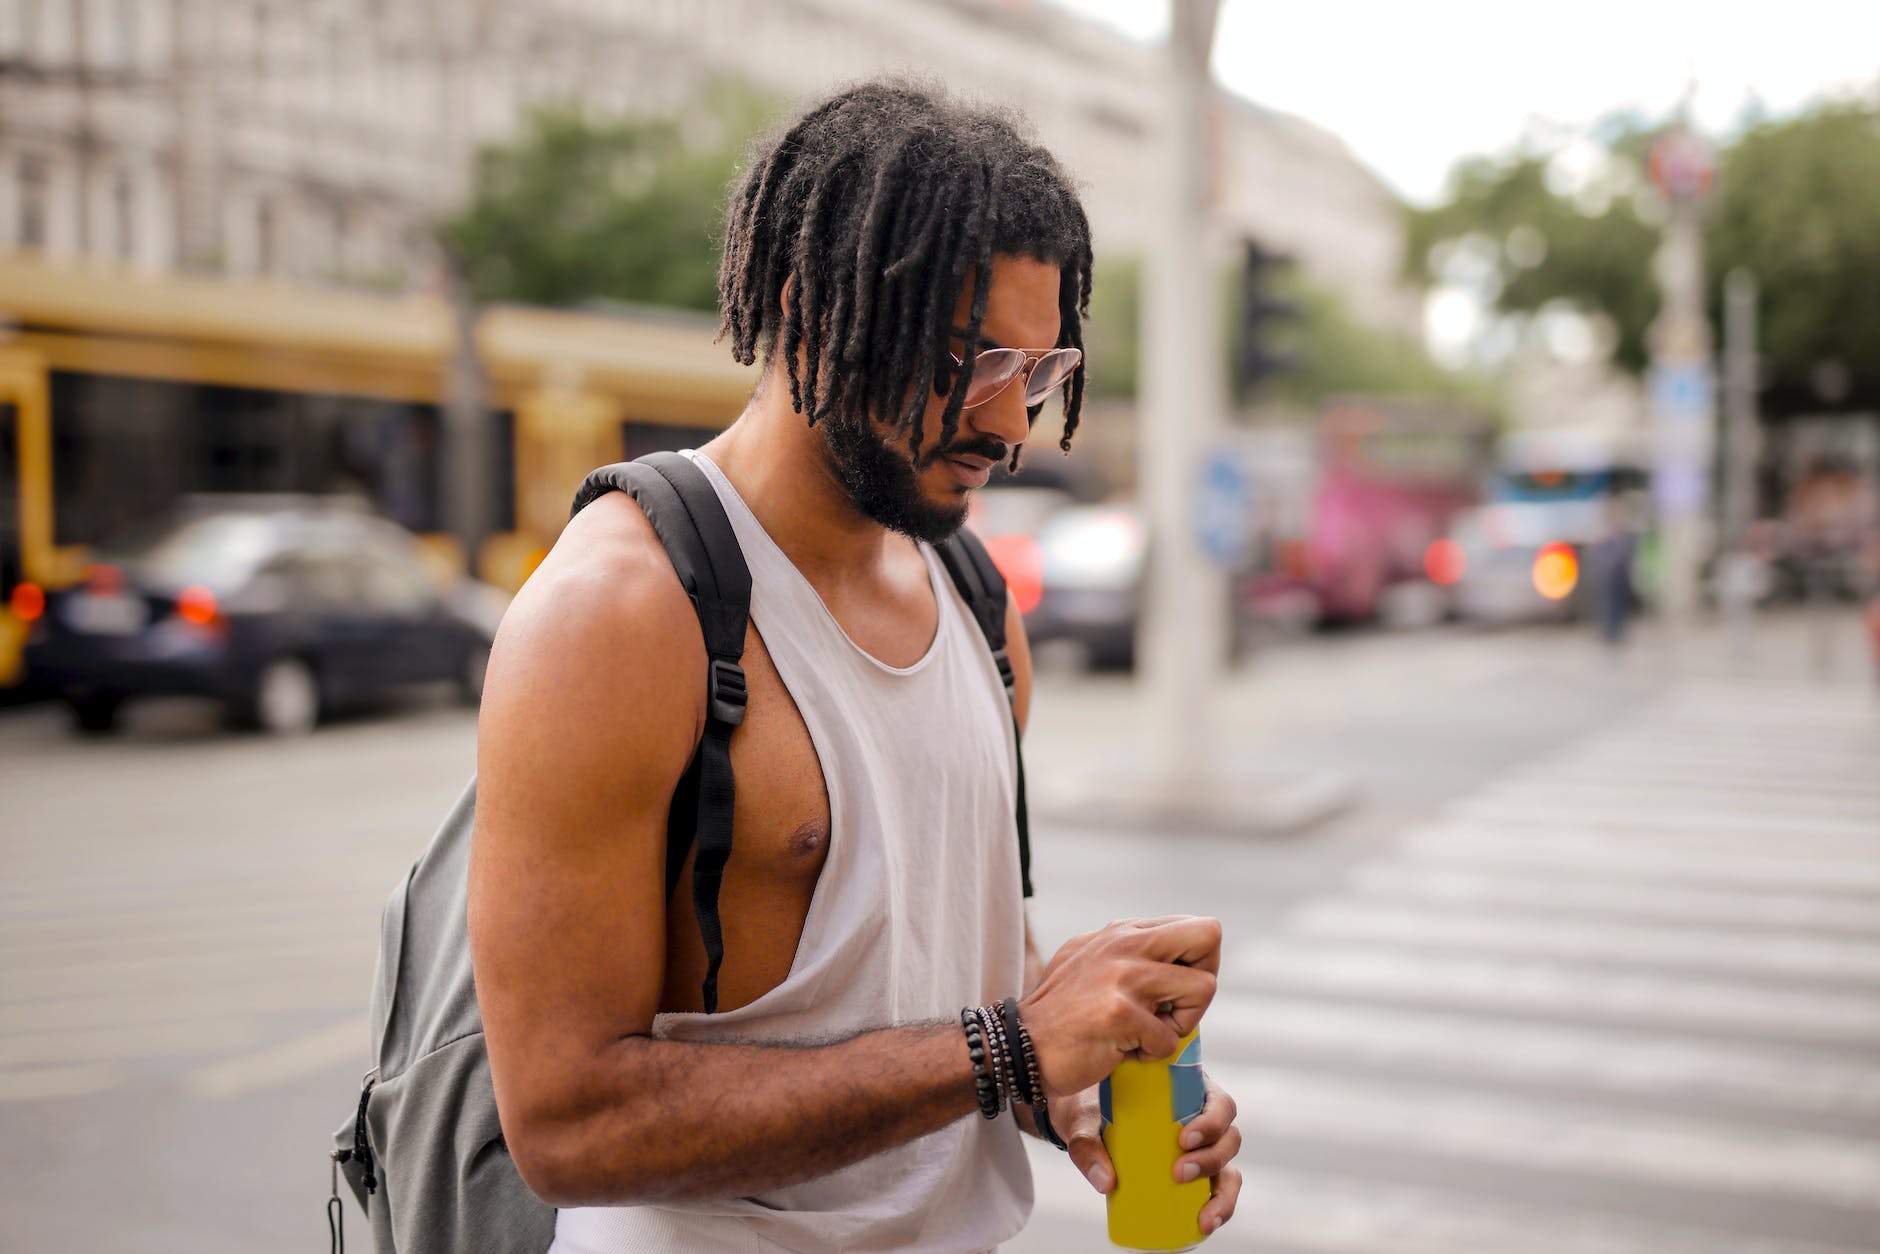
993, 649, 1016, 701
707, 657, 748, 727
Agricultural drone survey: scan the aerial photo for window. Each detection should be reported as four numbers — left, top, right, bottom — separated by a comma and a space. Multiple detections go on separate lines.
17, 155, 49, 251
354, 534, 434, 615
113, 168, 136, 260
255, 197, 277, 274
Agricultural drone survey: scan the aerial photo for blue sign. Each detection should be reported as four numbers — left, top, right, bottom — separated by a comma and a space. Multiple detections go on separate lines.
1649, 363, 1716, 515
1193, 447, 1254, 568
1650, 363, 1713, 419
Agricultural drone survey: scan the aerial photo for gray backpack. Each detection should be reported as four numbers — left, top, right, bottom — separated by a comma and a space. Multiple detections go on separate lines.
330, 451, 1031, 1252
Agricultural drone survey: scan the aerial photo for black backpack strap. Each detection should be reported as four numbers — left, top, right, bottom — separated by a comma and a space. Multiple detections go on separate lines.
570, 451, 750, 1014
936, 528, 1034, 900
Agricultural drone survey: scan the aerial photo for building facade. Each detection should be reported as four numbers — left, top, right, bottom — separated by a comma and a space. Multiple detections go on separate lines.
0, 0, 1414, 329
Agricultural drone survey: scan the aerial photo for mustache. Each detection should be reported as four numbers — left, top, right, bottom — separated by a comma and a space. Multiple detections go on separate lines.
923, 437, 1010, 468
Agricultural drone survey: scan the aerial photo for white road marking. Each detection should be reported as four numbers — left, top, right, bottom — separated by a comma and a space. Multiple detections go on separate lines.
186, 1014, 370, 1100
1469, 777, 1880, 818
1210, 1062, 1880, 1209
0, 1016, 264, 1068
1511, 753, 1880, 794
1445, 798, 1880, 846
1403, 825, 1880, 893
1199, 994, 1880, 1117
0, 971, 370, 1035
0, 937, 377, 1003
1347, 862, 1880, 935
1025, 1145, 1872, 1254
0, 1063, 123, 1103
1285, 899, 1880, 983
0, 907, 383, 966
1228, 940, 1880, 1042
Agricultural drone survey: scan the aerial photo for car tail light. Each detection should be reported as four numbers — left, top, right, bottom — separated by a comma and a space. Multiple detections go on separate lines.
1532, 543, 1578, 601
9, 581, 45, 623
176, 584, 221, 627
983, 534, 1044, 616
1423, 539, 1466, 587
87, 564, 126, 595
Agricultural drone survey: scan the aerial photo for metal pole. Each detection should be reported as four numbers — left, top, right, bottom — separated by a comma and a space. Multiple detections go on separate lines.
1652, 202, 1710, 638
1139, 0, 1226, 783
441, 260, 489, 583
1721, 269, 1759, 659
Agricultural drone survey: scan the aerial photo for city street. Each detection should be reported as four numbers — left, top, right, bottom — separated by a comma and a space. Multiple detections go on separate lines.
2, 615, 1876, 1253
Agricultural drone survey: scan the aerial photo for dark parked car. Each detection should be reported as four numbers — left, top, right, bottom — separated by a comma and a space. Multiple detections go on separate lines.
1027, 503, 1145, 670
23, 496, 493, 735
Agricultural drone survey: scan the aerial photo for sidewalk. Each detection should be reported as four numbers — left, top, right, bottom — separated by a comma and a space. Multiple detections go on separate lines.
1022, 608, 1875, 837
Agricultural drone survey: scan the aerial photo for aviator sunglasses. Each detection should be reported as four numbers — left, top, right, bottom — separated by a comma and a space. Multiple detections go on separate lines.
946, 336, 1082, 411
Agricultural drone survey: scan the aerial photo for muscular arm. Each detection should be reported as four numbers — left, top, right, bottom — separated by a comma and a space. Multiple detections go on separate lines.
469, 495, 981, 1207
1006, 593, 1053, 1138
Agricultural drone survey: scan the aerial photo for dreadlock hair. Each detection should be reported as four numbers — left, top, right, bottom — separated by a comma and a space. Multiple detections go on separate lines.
716, 76, 1095, 468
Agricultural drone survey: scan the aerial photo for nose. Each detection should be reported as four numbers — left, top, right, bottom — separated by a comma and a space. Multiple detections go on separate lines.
964, 380, 1032, 453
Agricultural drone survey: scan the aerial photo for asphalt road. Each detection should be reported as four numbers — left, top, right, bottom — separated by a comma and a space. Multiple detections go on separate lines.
1, 614, 1874, 1253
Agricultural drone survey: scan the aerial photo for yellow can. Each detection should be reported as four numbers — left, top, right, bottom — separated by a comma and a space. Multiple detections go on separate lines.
1099, 1031, 1209, 1251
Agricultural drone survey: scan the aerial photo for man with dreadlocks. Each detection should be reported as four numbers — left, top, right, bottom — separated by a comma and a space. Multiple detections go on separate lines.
470, 78, 1243, 1250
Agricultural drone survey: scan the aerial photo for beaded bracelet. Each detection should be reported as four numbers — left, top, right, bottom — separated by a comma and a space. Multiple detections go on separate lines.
980, 1004, 1015, 1112
959, 1007, 1002, 1120
1004, 997, 1068, 1151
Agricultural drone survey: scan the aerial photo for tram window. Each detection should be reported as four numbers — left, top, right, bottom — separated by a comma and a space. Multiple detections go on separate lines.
621, 419, 716, 462
1, 402, 18, 591
17, 155, 49, 251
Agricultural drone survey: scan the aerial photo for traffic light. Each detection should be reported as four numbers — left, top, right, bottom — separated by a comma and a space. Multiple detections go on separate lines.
1234, 239, 1300, 403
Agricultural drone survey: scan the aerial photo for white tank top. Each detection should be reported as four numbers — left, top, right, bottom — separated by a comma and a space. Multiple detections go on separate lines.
549, 449, 1032, 1253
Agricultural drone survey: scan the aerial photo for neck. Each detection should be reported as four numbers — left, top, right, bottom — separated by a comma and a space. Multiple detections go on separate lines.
699, 374, 912, 587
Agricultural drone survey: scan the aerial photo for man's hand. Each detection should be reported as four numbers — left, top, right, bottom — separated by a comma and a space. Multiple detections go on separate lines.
1019, 915, 1222, 1097
1055, 1074, 1243, 1237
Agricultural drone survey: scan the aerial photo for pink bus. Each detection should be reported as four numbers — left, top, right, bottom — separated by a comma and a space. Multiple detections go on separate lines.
1242, 400, 1493, 626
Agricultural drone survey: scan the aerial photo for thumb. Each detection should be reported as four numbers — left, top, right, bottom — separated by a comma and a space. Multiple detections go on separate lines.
1059, 1087, 1113, 1195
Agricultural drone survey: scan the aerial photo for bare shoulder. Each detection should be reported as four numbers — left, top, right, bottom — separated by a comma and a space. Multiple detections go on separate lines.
478, 491, 708, 826
469, 490, 712, 1078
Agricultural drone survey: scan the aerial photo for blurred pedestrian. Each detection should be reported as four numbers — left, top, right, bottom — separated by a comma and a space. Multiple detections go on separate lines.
467, 78, 1242, 1252
1587, 492, 1639, 647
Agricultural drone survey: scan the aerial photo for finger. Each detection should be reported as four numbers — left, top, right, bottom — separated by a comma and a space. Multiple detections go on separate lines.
1126, 1005, 1183, 1062
1059, 1089, 1114, 1194
1138, 965, 1217, 1039
1138, 916, 1223, 975
1175, 1123, 1241, 1185
1176, 1078, 1237, 1153
1199, 1164, 1242, 1236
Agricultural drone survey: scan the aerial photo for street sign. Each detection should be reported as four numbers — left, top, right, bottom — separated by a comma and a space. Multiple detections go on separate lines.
1193, 446, 1254, 569
1649, 362, 1716, 515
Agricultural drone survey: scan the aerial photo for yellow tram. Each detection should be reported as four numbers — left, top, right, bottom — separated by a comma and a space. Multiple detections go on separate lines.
0, 255, 755, 686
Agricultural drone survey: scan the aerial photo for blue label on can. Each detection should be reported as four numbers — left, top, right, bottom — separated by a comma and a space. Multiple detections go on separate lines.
1171, 1035, 1205, 1125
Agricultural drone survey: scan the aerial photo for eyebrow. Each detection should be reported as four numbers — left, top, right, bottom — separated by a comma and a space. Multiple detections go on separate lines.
950, 324, 1009, 351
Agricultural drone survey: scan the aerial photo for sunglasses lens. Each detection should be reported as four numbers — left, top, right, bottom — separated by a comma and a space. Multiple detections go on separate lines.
961, 348, 1027, 408
1023, 348, 1081, 406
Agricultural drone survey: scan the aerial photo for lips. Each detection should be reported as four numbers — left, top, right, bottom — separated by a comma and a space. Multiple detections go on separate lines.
945, 456, 993, 489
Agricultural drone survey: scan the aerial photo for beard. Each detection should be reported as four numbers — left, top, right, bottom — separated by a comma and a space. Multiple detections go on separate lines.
819, 413, 1003, 545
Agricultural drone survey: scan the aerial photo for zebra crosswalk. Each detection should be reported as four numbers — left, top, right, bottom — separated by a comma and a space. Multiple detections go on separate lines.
1018, 679, 1880, 1253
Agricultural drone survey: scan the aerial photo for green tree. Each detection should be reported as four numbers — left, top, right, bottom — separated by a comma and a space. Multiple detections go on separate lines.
1707, 102, 1880, 413
1407, 94, 1880, 414
440, 86, 770, 311
1081, 255, 1489, 409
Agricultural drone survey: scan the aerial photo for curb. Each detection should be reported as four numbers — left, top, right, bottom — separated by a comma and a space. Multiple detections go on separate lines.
1030, 765, 1360, 836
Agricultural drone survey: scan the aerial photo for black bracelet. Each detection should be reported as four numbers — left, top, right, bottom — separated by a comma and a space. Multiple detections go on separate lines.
959, 1007, 1001, 1120
999, 998, 1035, 1105
985, 1007, 1015, 1112
1003, 997, 1069, 1151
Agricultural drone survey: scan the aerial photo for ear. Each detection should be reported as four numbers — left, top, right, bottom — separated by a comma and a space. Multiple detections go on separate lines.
779, 272, 794, 319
